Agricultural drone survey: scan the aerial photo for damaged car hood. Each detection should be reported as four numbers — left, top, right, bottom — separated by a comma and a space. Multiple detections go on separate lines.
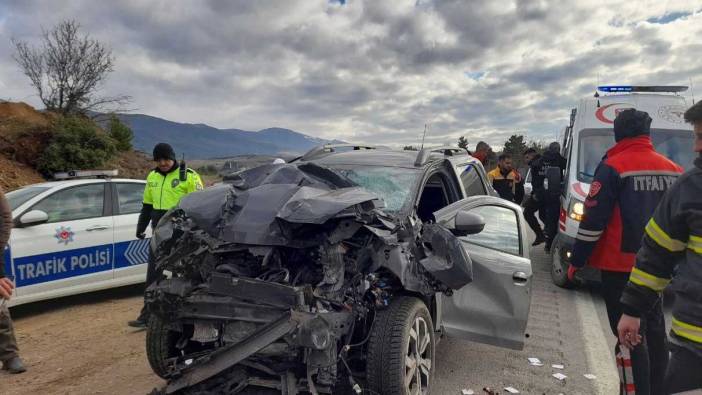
178, 163, 383, 247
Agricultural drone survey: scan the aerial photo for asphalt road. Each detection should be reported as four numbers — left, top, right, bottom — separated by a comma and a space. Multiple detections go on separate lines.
434, 245, 621, 395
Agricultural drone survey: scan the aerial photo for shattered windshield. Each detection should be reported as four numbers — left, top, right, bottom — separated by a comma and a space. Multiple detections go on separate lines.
577, 128, 694, 183
326, 166, 421, 212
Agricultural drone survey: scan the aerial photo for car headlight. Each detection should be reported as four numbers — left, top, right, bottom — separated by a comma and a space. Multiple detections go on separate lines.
568, 200, 584, 222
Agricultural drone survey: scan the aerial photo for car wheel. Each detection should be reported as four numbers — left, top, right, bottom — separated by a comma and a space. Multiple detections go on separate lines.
366, 296, 435, 395
550, 242, 575, 289
146, 315, 180, 379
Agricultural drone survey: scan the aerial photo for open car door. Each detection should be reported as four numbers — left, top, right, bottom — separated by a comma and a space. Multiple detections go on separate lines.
434, 195, 532, 350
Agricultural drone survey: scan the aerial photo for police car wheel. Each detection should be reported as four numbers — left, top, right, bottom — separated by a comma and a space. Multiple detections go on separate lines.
146, 315, 180, 379
550, 243, 575, 289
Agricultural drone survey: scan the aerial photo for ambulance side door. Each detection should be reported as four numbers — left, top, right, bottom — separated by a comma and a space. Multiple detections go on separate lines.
10, 182, 115, 303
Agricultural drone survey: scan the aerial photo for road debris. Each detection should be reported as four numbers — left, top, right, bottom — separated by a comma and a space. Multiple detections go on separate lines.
553, 372, 568, 381
461, 389, 475, 395
584, 373, 597, 380
504, 386, 520, 393
482, 387, 499, 394
551, 364, 565, 369
528, 357, 543, 366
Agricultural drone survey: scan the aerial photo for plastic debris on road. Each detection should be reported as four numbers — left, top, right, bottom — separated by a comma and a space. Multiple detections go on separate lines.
553, 373, 568, 381
551, 364, 565, 369
584, 373, 597, 380
504, 386, 520, 393
528, 357, 543, 366
461, 389, 475, 395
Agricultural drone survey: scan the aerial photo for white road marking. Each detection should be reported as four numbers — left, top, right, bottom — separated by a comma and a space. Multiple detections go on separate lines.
573, 288, 619, 394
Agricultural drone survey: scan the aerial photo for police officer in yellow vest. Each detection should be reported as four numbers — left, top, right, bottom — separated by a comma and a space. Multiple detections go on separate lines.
128, 143, 203, 328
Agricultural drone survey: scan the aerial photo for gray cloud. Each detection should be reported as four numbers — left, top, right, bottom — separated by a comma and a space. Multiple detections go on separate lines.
0, 0, 700, 148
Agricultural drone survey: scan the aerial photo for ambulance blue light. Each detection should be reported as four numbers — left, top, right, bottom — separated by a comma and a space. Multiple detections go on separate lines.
598, 86, 633, 92
598, 85, 688, 93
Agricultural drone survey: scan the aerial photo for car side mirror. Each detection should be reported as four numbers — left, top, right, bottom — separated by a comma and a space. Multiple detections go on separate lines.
454, 210, 485, 235
18, 210, 49, 227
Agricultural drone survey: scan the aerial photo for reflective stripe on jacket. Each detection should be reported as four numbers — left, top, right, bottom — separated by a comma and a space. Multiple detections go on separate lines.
620, 155, 702, 354
143, 167, 203, 210
487, 167, 519, 202
571, 136, 683, 272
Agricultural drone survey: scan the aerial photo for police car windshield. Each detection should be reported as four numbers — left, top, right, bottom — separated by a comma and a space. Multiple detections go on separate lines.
325, 165, 421, 212
577, 129, 695, 183
6, 186, 51, 210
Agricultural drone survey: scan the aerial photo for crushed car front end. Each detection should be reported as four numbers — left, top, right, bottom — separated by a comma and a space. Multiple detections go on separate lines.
145, 163, 472, 394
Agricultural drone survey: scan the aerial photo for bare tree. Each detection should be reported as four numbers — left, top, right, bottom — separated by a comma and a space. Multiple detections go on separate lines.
12, 20, 130, 115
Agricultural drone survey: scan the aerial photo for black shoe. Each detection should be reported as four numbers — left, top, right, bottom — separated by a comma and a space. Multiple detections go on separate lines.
532, 235, 546, 246
128, 317, 147, 328
3, 357, 26, 374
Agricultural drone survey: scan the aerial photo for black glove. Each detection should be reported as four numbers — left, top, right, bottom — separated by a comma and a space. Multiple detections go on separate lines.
136, 232, 146, 240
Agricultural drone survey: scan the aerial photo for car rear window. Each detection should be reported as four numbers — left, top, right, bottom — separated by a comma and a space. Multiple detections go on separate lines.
6, 186, 51, 211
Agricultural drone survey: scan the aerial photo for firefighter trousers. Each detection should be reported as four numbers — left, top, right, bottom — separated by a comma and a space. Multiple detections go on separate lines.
0, 304, 19, 362
665, 343, 702, 394
602, 270, 668, 395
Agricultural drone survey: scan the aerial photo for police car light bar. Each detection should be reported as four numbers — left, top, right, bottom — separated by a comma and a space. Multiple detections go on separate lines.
53, 170, 119, 180
597, 85, 688, 93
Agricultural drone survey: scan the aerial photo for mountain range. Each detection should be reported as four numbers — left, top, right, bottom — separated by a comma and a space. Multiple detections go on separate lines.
110, 113, 341, 159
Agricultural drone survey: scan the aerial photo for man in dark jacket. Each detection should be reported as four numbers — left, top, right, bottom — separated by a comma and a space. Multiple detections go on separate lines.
570, 109, 683, 394
617, 101, 702, 393
0, 187, 26, 373
530, 142, 567, 251
523, 148, 546, 245
128, 143, 203, 328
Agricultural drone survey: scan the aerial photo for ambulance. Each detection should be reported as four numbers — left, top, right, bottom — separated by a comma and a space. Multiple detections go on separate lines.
551, 86, 695, 287
3, 171, 150, 306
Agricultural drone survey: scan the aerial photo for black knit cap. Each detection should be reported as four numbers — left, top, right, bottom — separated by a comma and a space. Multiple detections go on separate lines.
613, 109, 652, 142
153, 143, 176, 161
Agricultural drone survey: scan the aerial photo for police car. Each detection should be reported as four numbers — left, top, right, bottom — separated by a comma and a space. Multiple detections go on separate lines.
4, 170, 149, 306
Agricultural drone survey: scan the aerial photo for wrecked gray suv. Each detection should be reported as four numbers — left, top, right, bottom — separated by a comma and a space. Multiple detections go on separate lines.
145, 146, 532, 395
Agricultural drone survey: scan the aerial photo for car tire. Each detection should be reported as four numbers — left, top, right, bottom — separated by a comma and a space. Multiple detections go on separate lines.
550, 242, 575, 289
146, 315, 180, 379
366, 296, 435, 395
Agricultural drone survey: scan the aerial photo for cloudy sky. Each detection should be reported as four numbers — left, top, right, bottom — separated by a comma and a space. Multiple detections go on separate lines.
1, 0, 700, 148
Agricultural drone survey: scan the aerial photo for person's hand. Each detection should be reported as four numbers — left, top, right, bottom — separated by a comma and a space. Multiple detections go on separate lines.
617, 314, 642, 349
0, 277, 15, 300
136, 232, 146, 240
567, 264, 578, 281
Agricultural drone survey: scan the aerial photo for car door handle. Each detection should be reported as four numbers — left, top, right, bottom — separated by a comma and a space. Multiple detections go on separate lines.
512, 271, 529, 284
86, 225, 110, 232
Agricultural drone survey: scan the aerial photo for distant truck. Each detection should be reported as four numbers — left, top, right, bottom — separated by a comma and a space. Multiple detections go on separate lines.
550, 86, 695, 287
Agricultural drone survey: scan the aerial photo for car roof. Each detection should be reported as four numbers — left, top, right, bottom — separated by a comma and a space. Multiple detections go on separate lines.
310, 148, 479, 169
18, 178, 145, 190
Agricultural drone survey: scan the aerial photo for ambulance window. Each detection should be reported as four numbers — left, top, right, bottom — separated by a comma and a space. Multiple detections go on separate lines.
32, 184, 105, 223
459, 164, 486, 197
115, 183, 145, 215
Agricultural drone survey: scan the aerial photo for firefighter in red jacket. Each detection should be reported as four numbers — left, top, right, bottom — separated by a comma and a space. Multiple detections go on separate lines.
569, 109, 683, 395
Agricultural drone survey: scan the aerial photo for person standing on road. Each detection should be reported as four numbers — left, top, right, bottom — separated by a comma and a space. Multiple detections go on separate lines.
472, 141, 493, 168
128, 143, 204, 328
522, 148, 547, 246
617, 101, 702, 394
530, 142, 566, 252
487, 153, 523, 203
0, 186, 26, 374
569, 109, 683, 395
